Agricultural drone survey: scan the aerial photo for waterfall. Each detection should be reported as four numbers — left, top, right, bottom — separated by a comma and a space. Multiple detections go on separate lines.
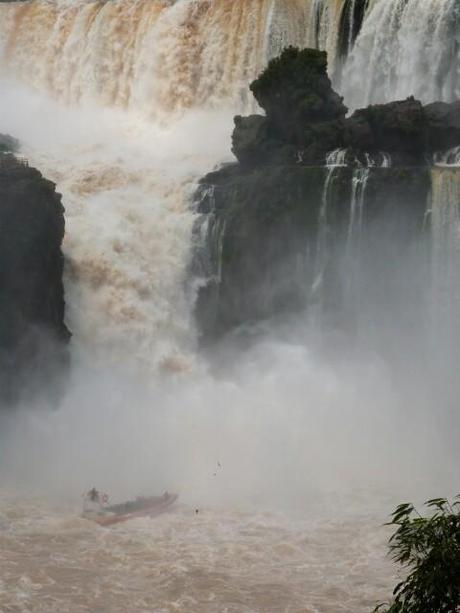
312, 152, 346, 307
0, 0, 459, 371
2, 0, 459, 114
434, 146, 460, 166
430, 167, 460, 352
0, 0, 275, 116
0, 0, 356, 116
347, 167, 369, 246
0, 0, 358, 371
342, 0, 460, 108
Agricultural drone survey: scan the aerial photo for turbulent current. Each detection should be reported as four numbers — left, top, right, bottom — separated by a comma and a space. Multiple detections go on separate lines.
1, 1, 460, 611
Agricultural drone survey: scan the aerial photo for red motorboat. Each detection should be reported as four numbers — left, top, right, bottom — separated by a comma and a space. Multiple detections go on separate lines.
83, 492, 178, 526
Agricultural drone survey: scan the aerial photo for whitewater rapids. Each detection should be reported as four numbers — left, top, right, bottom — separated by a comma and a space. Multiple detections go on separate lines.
0, 496, 393, 613
2, 0, 460, 611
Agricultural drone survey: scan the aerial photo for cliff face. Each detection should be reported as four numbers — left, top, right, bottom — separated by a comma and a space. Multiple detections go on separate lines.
196, 164, 430, 339
195, 48, 448, 340
0, 151, 70, 407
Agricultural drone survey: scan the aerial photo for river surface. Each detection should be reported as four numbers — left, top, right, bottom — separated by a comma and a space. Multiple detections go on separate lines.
0, 494, 394, 613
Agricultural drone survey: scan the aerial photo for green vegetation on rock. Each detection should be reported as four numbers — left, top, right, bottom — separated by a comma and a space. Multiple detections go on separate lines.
375, 497, 460, 613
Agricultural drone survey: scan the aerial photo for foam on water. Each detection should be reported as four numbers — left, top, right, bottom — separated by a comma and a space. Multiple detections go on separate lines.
1, 0, 460, 610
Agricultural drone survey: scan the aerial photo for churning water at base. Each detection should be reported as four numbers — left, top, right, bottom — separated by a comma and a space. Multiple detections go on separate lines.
0, 497, 394, 613
2, 0, 460, 610
2, 333, 454, 612
0, 80, 235, 372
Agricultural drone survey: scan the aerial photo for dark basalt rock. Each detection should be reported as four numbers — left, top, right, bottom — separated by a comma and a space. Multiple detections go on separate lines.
425, 100, 460, 152
232, 115, 275, 166
346, 98, 426, 159
0, 152, 70, 407
195, 165, 430, 339
0, 133, 20, 153
196, 47, 460, 340
250, 47, 347, 145
232, 47, 460, 167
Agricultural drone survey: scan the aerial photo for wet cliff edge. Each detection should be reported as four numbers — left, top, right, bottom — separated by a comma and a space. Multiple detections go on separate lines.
0, 137, 70, 408
194, 48, 455, 341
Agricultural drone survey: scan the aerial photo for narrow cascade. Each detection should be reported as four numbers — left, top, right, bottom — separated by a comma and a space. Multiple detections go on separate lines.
434, 146, 460, 166
343, 167, 370, 311
365, 152, 392, 168
312, 151, 346, 307
335, 0, 369, 78
430, 167, 460, 352
344, 0, 359, 56
342, 0, 460, 108
347, 167, 369, 248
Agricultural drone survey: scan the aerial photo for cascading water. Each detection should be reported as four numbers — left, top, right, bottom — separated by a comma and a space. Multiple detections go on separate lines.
0, 0, 372, 372
342, 0, 460, 108
312, 149, 347, 306
434, 146, 460, 166
0, 0, 357, 114
430, 165, 460, 359
347, 167, 369, 247
1, 1, 460, 611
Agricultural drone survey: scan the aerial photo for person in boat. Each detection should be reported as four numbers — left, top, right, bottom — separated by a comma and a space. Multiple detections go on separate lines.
83, 487, 107, 515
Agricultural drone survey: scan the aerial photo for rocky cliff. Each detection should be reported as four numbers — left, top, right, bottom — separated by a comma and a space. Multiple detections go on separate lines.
195, 48, 450, 340
0, 149, 70, 407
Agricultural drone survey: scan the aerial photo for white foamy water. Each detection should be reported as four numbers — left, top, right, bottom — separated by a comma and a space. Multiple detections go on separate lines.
1, 0, 460, 610
0, 80, 235, 371
342, 0, 460, 108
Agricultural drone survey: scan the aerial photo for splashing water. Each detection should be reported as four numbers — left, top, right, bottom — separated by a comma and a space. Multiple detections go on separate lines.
1, 1, 460, 611
430, 167, 460, 360
0, 0, 357, 116
0, 80, 236, 372
342, 0, 460, 108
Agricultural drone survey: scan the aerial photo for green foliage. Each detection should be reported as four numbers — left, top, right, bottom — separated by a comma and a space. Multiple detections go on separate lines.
375, 497, 460, 613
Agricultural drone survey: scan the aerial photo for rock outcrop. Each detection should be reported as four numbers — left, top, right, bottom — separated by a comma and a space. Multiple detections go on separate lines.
0, 133, 19, 153
0, 149, 70, 407
195, 47, 453, 340
195, 164, 429, 339
232, 47, 460, 167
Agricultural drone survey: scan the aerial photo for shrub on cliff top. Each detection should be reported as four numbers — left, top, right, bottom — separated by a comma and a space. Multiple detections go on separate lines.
375, 497, 460, 613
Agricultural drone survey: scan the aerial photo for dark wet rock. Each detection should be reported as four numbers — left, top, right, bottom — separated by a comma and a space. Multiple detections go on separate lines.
231, 115, 281, 166
301, 119, 345, 164
425, 100, 460, 152
194, 164, 430, 339
195, 47, 459, 339
0, 133, 20, 154
345, 98, 426, 162
0, 153, 70, 407
250, 47, 347, 145
232, 47, 460, 167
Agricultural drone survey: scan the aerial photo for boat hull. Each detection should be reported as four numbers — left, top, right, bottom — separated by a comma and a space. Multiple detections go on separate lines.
85, 493, 178, 526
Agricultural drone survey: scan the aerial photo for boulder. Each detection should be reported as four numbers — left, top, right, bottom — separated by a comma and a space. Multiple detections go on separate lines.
231, 47, 460, 167
346, 98, 426, 159
250, 47, 347, 144
232, 115, 274, 166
